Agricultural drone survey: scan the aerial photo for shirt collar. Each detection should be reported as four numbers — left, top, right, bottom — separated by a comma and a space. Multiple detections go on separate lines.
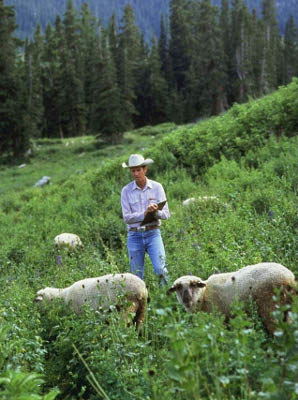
132, 178, 152, 191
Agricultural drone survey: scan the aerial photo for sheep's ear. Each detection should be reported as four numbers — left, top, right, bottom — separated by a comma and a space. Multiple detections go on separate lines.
193, 280, 206, 288
167, 286, 176, 295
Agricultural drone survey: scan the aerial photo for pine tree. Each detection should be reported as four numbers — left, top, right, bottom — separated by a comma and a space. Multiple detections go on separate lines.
249, 9, 266, 97
260, 0, 281, 92
185, 0, 227, 116
220, 0, 233, 103
167, 87, 184, 124
24, 23, 44, 138
284, 15, 298, 83
0, 0, 28, 158
169, 0, 192, 92
108, 13, 118, 68
92, 31, 125, 143
117, 4, 142, 130
144, 36, 168, 125
158, 15, 171, 82
80, 2, 101, 131
61, 0, 86, 136
133, 35, 151, 127
230, 0, 258, 102
42, 18, 66, 137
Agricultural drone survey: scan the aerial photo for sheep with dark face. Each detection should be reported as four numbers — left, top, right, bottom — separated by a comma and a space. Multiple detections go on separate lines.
168, 263, 296, 334
36, 273, 148, 329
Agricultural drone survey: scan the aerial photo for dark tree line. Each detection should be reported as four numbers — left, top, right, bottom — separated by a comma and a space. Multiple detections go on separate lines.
1, 0, 298, 158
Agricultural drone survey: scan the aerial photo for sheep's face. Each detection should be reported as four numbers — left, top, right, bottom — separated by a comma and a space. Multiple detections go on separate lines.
35, 288, 58, 304
167, 276, 206, 312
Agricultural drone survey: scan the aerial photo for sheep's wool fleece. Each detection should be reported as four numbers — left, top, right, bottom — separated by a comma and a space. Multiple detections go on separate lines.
38, 273, 148, 313
54, 233, 82, 248
203, 262, 295, 314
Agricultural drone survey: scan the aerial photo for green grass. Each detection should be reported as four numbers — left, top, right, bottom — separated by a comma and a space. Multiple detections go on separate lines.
0, 82, 297, 399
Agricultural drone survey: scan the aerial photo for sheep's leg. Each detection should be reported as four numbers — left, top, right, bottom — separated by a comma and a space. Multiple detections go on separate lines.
256, 285, 292, 334
133, 298, 146, 335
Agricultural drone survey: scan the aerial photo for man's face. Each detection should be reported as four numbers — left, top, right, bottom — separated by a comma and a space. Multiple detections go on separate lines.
130, 166, 147, 186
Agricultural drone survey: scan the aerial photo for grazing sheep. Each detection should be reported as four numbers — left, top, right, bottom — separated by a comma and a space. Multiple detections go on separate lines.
35, 273, 148, 329
167, 263, 296, 334
54, 233, 83, 249
182, 196, 218, 206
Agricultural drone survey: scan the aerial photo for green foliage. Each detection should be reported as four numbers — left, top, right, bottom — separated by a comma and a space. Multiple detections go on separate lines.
0, 369, 59, 400
149, 79, 298, 175
161, 305, 267, 399
0, 85, 297, 398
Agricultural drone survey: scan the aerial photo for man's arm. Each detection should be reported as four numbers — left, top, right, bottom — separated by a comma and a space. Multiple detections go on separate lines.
121, 187, 145, 224
156, 185, 170, 220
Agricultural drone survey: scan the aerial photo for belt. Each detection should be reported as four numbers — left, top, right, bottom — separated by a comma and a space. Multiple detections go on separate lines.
129, 225, 159, 232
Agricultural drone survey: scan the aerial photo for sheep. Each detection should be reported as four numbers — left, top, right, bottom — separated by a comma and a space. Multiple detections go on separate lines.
167, 262, 296, 334
35, 273, 148, 329
54, 233, 83, 249
182, 196, 218, 206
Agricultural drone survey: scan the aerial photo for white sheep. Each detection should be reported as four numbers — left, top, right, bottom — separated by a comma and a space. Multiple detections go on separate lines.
182, 196, 218, 206
35, 273, 148, 329
168, 262, 296, 334
54, 233, 83, 249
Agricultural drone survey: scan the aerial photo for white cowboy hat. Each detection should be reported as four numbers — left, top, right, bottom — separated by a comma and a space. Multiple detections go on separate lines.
122, 154, 154, 168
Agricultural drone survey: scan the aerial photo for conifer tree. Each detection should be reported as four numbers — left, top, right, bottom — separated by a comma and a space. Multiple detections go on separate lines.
117, 4, 142, 130
158, 15, 171, 82
249, 9, 266, 97
79, 3, 101, 131
230, 0, 257, 102
133, 35, 151, 127
0, 0, 27, 158
92, 31, 125, 143
24, 23, 44, 138
169, 0, 192, 92
144, 36, 168, 124
167, 87, 184, 124
220, 0, 233, 103
42, 18, 66, 137
284, 15, 298, 83
260, 0, 281, 92
108, 13, 118, 68
185, 0, 227, 116
61, 0, 86, 136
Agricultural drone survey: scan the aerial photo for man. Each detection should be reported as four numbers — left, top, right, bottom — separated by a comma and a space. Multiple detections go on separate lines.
121, 154, 170, 284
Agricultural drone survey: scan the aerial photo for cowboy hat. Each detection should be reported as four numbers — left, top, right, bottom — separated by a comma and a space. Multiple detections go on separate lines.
122, 154, 154, 168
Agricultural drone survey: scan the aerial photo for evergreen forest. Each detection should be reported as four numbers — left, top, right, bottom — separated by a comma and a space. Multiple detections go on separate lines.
1, 0, 298, 159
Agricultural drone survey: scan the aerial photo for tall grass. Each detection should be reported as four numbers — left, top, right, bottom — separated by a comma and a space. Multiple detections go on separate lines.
0, 81, 297, 399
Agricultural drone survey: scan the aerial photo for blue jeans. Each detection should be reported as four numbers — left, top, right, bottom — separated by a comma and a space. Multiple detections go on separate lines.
127, 229, 168, 280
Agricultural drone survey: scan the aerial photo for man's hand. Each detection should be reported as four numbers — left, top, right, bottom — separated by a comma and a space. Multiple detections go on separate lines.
145, 203, 158, 216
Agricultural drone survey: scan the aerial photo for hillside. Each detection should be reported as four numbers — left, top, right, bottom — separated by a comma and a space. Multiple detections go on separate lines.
5, 0, 298, 39
0, 80, 297, 399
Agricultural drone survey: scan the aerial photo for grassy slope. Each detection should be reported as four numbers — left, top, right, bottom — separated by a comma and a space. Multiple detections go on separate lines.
0, 82, 297, 399
0, 123, 178, 196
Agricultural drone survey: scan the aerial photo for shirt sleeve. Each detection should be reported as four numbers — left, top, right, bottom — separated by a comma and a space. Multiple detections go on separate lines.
156, 183, 170, 220
121, 187, 145, 224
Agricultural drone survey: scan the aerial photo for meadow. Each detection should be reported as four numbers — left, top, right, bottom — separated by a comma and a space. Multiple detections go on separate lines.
0, 80, 297, 399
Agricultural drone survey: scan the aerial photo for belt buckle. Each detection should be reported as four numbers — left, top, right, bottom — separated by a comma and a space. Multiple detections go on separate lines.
137, 226, 146, 232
